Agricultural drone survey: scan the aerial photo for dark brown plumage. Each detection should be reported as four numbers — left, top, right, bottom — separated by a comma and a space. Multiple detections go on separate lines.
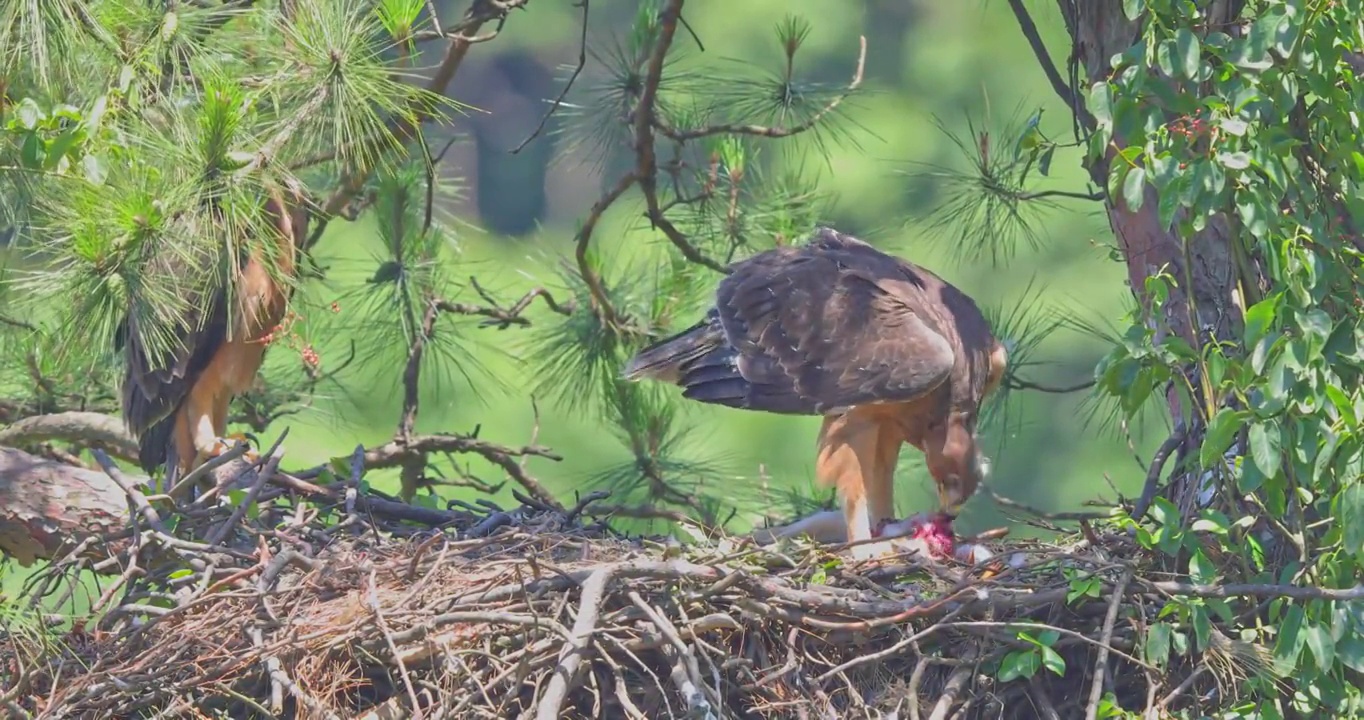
118, 186, 307, 497
623, 227, 1008, 559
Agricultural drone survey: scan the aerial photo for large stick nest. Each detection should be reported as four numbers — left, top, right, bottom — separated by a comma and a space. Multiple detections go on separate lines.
3, 478, 1274, 720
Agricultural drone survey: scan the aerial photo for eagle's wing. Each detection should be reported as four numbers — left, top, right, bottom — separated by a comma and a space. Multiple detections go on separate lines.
624, 228, 956, 415
117, 278, 230, 473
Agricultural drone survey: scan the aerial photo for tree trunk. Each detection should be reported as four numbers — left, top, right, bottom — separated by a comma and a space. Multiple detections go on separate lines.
1059, 0, 1249, 516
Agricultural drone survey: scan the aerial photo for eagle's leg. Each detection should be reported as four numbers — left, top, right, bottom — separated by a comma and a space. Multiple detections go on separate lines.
816, 413, 903, 561
185, 387, 257, 477
203, 394, 260, 464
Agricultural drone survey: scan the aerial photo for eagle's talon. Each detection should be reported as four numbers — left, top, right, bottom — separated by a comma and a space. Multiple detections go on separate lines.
208, 434, 259, 463
849, 539, 903, 562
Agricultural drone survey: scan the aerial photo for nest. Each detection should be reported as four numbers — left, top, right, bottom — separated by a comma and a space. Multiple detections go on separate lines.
3, 490, 1274, 720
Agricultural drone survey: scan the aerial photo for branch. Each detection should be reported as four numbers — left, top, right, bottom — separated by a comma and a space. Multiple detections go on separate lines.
632, 0, 728, 276
1019, 189, 1104, 202
437, 280, 575, 330
1132, 421, 1187, 521
653, 34, 867, 142
1146, 579, 1364, 602
0, 447, 134, 566
307, 0, 526, 250
510, 0, 589, 155
356, 433, 563, 510
1007, 0, 1093, 130
0, 411, 139, 462
1006, 376, 1096, 393
574, 172, 638, 328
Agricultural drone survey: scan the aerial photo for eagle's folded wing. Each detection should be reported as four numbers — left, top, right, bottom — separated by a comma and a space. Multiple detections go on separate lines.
117, 273, 230, 473
678, 231, 956, 415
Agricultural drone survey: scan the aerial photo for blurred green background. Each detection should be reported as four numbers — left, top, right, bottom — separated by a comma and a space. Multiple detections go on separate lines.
254, 0, 1161, 539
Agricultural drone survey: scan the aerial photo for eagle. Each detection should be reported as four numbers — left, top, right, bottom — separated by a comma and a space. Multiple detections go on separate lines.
622, 227, 1008, 560
117, 185, 307, 499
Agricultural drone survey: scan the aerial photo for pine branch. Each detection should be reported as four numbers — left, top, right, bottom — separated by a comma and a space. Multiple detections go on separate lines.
632, 0, 728, 276
307, 0, 528, 251
653, 35, 867, 142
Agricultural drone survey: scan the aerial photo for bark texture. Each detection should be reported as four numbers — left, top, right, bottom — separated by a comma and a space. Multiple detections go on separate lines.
1059, 0, 1249, 516
0, 447, 131, 566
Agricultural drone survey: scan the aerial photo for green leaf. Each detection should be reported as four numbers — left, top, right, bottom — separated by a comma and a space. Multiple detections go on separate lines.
997, 650, 1040, 682
1190, 509, 1232, 535
1244, 294, 1281, 349
1340, 482, 1364, 558
1189, 548, 1217, 584
1192, 605, 1212, 651
1274, 604, 1306, 668
1305, 623, 1335, 672
1122, 165, 1147, 212
16, 98, 43, 130
1249, 420, 1282, 478
1220, 117, 1249, 136
1038, 145, 1055, 176
1218, 151, 1251, 170
1040, 645, 1066, 676
1145, 622, 1173, 667
1201, 407, 1245, 468
19, 132, 44, 169
1122, 0, 1145, 21
1088, 82, 1113, 128
1338, 636, 1364, 673
1175, 28, 1202, 79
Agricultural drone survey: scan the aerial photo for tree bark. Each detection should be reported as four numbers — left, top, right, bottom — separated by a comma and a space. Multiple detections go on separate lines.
0, 447, 133, 566
1059, 0, 1248, 516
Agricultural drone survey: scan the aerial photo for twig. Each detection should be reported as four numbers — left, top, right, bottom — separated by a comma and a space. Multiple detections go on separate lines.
632, 0, 729, 275
168, 440, 249, 500
573, 172, 638, 328
1145, 579, 1364, 602
985, 484, 1111, 522
535, 566, 612, 720
369, 568, 424, 719
510, 0, 589, 154
1006, 376, 1097, 393
1157, 664, 1208, 710
92, 449, 166, 533
1029, 675, 1064, 720
1005, 0, 1093, 130
927, 662, 973, 720
1086, 569, 1132, 720
1132, 421, 1187, 521
205, 445, 284, 547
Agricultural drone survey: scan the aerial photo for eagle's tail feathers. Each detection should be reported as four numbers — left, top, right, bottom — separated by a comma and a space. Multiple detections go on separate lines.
622, 318, 722, 384
137, 413, 176, 476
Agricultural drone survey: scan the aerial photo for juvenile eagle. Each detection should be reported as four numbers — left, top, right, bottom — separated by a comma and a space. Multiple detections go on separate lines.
622, 227, 1008, 559
118, 186, 307, 498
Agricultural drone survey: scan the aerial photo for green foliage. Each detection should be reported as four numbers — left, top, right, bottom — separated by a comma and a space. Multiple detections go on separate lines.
1084, 0, 1364, 714
0, 0, 460, 371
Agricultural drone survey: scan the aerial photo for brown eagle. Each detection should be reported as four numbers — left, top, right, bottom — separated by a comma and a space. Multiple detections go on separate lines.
622, 227, 1008, 560
118, 186, 307, 498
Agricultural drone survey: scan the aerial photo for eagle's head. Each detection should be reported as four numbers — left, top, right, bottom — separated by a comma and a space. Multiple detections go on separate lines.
933, 418, 991, 519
